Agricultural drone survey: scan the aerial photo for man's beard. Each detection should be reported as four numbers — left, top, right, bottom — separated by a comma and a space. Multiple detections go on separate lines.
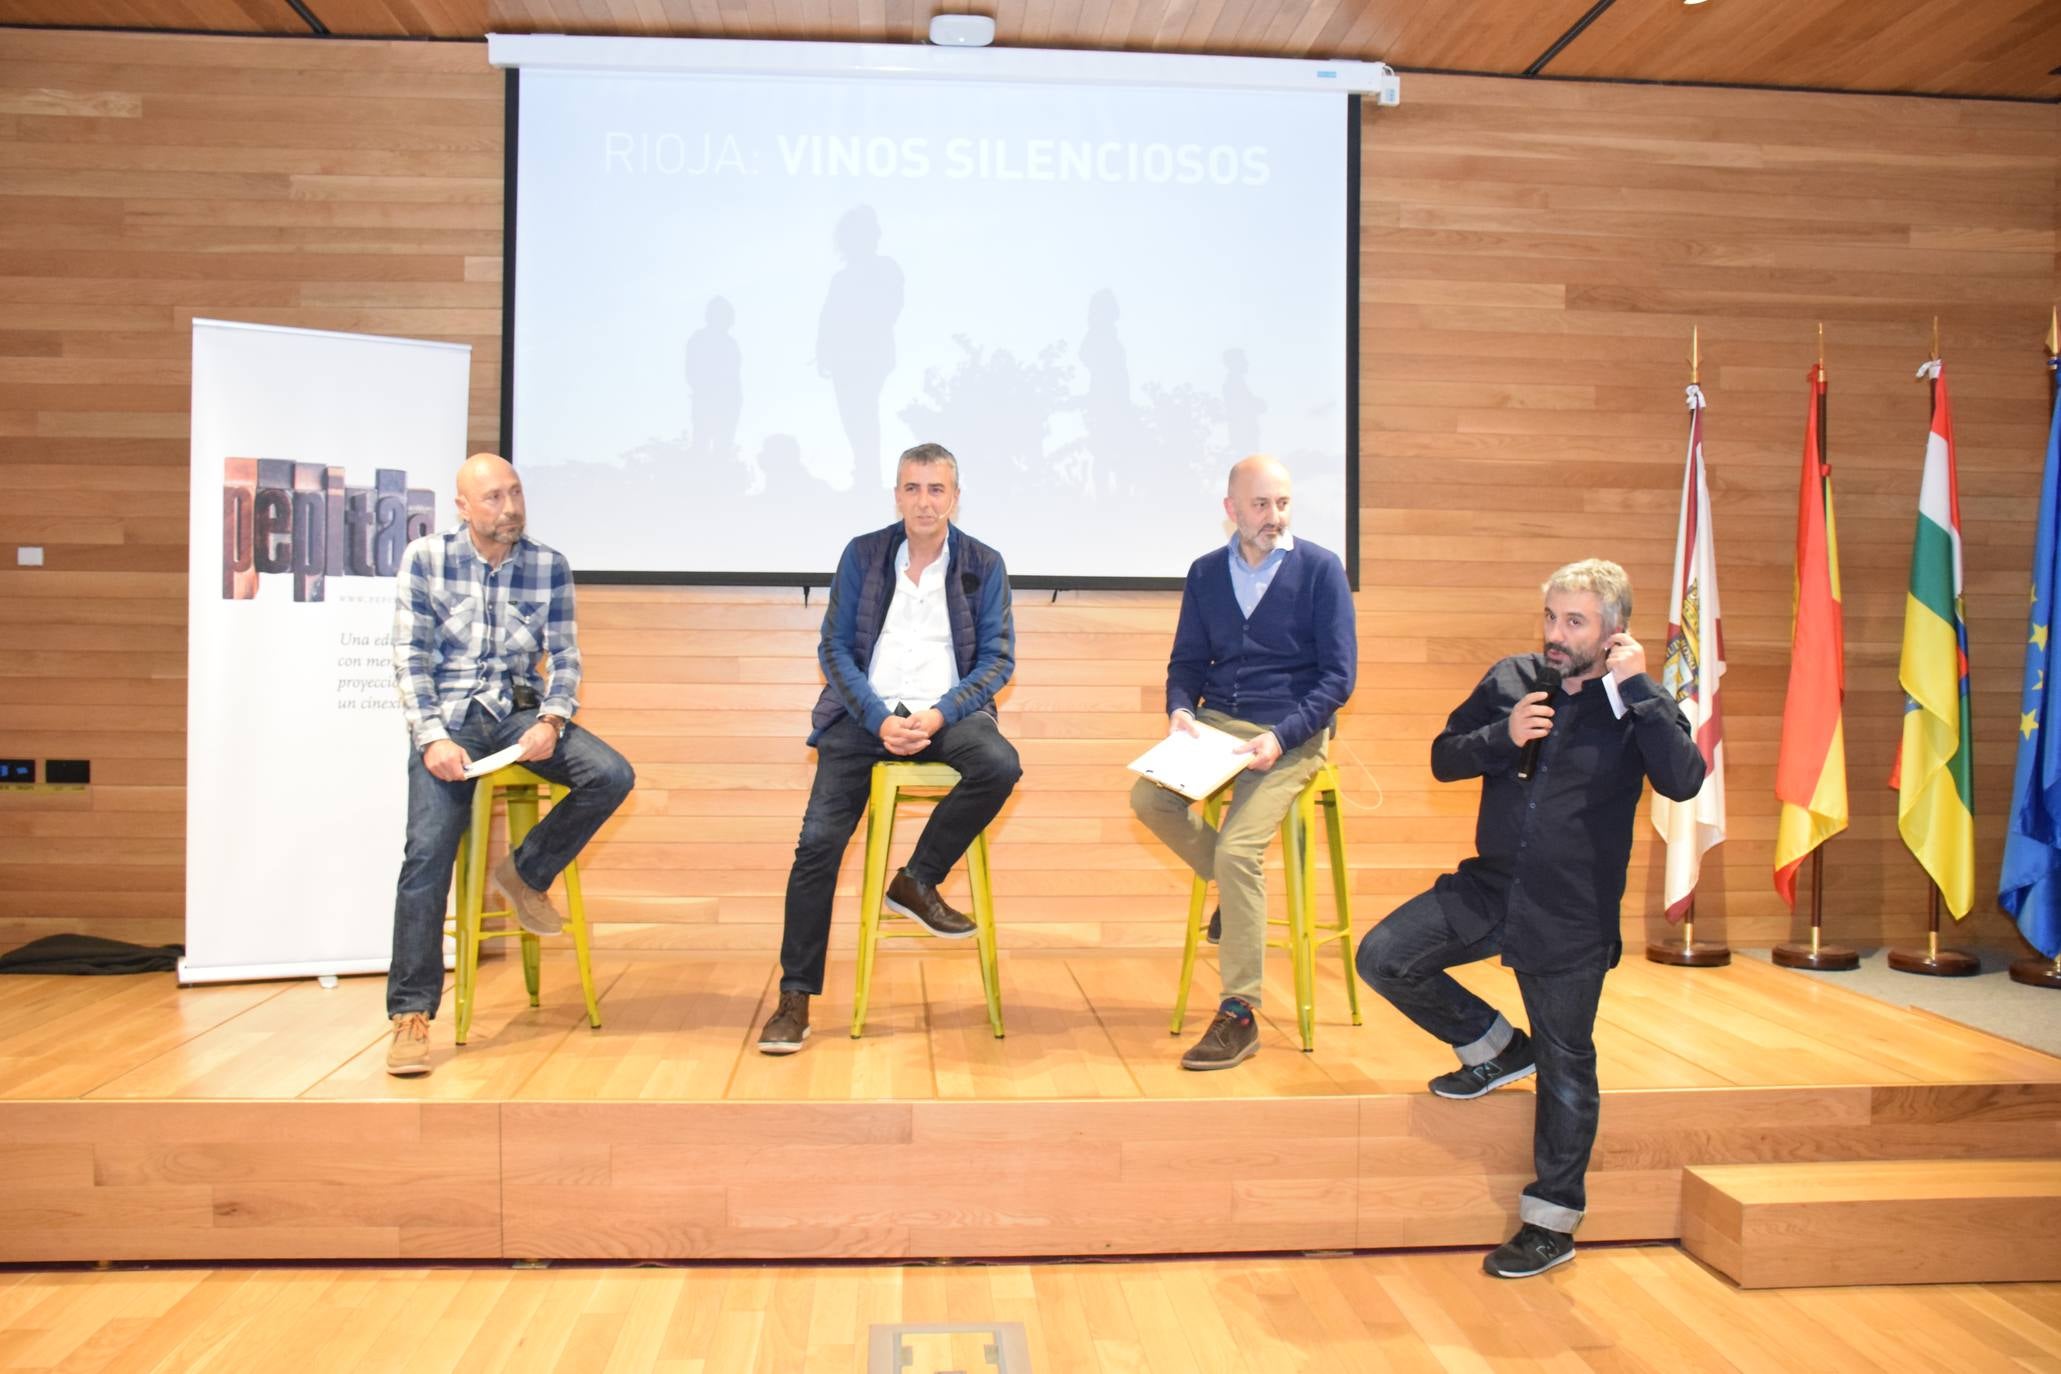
1545, 642, 1597, 679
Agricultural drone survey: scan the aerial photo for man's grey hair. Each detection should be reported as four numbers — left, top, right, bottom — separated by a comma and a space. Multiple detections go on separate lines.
898, 441, 958, 485
1542, 558, 1633, 634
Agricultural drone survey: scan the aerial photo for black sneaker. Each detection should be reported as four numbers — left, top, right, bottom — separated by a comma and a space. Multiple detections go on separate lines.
1428, 1028, 1536, 1099
1206, 907, 1222, 945
884, 870, 977, 939
757, 991, 811, 1055
1180, 1000, 1259, 1071
1483, 1223, 1574, 1279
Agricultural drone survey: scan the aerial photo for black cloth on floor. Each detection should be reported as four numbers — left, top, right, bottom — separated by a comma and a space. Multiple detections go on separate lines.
0, 933, 184, 975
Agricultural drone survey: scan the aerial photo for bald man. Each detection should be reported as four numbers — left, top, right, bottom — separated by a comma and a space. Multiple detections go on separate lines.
385, 453, 634, 1076
1131, 456, 1356, 1070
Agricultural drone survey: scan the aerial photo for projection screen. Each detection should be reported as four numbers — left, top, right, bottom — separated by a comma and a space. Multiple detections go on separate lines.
494, 36, 1369, 585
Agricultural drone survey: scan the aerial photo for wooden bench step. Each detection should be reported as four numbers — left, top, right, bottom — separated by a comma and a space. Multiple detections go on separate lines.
1681, 1159, 2061, 1289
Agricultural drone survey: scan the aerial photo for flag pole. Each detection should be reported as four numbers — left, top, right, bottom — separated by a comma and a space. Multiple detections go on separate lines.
1648, 325, 1730, 968
1775, 323, 1858, 971
1891, 882, 1979, 976
2012, 305, 2061, 991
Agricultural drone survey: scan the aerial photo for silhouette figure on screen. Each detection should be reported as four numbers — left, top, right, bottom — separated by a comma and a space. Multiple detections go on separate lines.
1222, 348, 1267, 457
1073, 287, 1141, 496
815, 206, 904, 491
684, 296, 745, 485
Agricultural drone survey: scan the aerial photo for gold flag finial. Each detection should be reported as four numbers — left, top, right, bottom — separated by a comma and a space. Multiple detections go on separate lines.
1690, 325, 1699, 384
1931, 315, 1941, 362
2047, 306, 2058, 360
1817, 322, 1825, 378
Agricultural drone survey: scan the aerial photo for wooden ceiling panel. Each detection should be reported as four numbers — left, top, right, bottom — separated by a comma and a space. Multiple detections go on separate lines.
1551, 0, 2061, 101
3, 0, 2056, 102
0, 0, 303, 31
310, 0, 488, 38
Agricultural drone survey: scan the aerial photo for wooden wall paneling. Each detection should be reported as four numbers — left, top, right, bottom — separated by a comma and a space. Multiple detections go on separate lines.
0, 30, 502, 947
2, 30, 2058, 962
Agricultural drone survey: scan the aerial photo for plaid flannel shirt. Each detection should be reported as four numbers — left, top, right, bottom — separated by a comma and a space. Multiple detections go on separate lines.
392, 526, 582, 751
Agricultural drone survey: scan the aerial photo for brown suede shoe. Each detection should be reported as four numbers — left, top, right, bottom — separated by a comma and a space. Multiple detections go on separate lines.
757, 991, 811, 1055
492, 853, 564, 935
883, 870, 976, 939
386, 1012, 431, 1076
1180, 1005, 1259, 1071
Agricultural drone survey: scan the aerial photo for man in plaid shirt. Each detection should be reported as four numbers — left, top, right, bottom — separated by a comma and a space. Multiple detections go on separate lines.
384, 453, 635, 1076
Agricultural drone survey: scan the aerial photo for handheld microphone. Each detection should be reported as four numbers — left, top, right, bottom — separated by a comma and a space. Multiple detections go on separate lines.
1514, 665, 1562, 782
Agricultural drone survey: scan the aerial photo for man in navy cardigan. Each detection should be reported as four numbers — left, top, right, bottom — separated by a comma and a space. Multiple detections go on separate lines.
758, 442, 1020, 1055
1131, 455, 1357, 1070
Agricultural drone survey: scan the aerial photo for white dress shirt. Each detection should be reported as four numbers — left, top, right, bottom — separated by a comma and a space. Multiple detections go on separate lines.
867, 539, 956, 712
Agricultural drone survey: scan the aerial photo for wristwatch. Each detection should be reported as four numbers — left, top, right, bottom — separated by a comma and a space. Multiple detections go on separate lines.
540, 713, 569, 734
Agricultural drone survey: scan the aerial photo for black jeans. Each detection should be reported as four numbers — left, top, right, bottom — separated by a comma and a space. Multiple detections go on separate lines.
778, 711, 1022, 996
1355, 879, 1611, 1233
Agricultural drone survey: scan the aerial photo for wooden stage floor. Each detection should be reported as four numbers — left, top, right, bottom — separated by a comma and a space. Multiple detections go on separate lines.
3, 949, 2058, 1264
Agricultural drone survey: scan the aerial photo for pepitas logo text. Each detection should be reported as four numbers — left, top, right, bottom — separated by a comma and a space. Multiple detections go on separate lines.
221, 459, 435, 602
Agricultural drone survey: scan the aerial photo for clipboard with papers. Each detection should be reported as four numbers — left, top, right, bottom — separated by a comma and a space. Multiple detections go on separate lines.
1127, 719, 1251, 802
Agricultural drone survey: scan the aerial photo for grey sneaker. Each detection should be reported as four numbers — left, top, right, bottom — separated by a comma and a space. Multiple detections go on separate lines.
1180, 1002, 1259, 1071
1428, 1028, 1536, 1099
492, 854, 564, 935
1483, 1222, 1574, 1278
757, 991, 811, 1055
1205, 907, 1221, 945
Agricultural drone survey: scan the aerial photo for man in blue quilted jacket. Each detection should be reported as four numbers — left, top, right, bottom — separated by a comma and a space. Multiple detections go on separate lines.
758, 442, 1020, 1055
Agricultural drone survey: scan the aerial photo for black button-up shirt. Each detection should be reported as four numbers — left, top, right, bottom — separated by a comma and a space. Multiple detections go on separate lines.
1430, 653, 1708, 973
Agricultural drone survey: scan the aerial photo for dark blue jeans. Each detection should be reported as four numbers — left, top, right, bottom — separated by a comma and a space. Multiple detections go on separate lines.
387, 702, 635, 1019
1355, 881, 1611, 1233
779, 710, 1021, 996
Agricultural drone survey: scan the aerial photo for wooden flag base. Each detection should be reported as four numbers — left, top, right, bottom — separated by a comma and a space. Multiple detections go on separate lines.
1888, 946, 1980, 977
1891, 892, 1979, 977
1646, 939, 1731, 967
2009, 957, 2061, 989
1773, 941, 1859, 971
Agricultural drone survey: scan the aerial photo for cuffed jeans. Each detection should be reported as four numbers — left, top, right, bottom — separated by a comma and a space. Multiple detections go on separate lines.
387, 702, 635, 1020
779, 711, 1022, 996
1128, 710, 1329, 1008
1354, 879, 1611, 1233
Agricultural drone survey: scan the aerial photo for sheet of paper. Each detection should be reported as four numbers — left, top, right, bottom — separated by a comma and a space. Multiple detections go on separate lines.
461, 742, 526, 781
1127, 720, 1251, 802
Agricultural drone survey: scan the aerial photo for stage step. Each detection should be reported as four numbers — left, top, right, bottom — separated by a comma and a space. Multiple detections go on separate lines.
1681, 1159, 2061, 1289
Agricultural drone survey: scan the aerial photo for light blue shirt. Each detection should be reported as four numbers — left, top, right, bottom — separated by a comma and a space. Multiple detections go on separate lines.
1226, 532, 1294, 618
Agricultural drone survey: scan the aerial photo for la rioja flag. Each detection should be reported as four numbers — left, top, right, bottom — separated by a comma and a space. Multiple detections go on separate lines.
1652, 383, 1727, 920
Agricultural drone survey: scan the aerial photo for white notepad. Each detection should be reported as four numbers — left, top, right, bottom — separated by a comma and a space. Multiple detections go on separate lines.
461, 743, 526, 781
1127, 720, 1251, 802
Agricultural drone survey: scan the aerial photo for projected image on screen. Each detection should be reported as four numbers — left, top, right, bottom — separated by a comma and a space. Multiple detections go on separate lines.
512, 68, 1351, 580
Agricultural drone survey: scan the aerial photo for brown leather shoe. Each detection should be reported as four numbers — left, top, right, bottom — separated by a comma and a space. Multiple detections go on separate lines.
492, 853, 564, 935
386, 1012, 431, 1076
883, 870, 976, 939
1180, 1005, 1259, 1071
757, 991, 811, 1055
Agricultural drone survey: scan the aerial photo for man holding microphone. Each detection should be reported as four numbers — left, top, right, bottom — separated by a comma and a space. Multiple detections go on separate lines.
1355, 559, 1706, 1278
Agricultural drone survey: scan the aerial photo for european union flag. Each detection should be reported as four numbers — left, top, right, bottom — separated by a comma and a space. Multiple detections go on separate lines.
2000, 359, 2061, 959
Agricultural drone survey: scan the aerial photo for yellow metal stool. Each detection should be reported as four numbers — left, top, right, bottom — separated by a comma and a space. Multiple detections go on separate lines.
1170, 760, 1360, 1052
447, 764, 602, 1046
851, 760, 1004, 1040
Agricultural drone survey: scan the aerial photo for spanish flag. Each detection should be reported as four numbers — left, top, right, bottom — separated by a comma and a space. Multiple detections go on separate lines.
1773, 364, 1848, 907
1892, 359, 1975, 918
